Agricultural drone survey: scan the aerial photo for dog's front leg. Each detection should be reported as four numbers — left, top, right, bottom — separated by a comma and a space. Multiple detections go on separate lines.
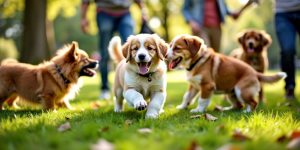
146, 92, 166, 119
123, 89, 147, 111
56, 100, 74, 110
176, 85, 198, 110
190, 83, 214, 113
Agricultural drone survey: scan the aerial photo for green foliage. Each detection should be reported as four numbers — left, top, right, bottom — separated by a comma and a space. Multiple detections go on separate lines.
0, 71, 299, 150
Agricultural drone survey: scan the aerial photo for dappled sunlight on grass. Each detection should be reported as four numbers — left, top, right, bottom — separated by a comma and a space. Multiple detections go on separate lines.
0, 70, 299, 150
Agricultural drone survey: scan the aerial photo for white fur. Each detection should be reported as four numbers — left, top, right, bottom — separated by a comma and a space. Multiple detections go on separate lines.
244, 105, 252, 113
187, 74, 202, 90
277, 72, 287, 79
234, 86, 245, 105
190, 98, 210, 113
176, 87, 198, 109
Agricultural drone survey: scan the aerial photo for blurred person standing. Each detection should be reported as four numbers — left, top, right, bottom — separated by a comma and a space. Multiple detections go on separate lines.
182, 0, 255, 52
80, 0, 146, 100
274, 0, 300, 100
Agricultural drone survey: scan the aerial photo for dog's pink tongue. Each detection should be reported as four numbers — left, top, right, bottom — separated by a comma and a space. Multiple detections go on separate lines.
169, 61, 175, 70
139, 64, 148, 75
247, 48, 254, 53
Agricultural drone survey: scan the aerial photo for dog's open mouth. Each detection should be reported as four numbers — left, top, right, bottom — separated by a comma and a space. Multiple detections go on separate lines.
137, 62, 151, 75
79, 62, 98, 77
169, 56, 182, 70
247, 43, 255, 53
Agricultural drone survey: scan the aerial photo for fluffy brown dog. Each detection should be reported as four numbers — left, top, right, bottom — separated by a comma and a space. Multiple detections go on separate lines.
0, 42, 98, 110
230, 30, 272, 102
108, 34, 168, 119
167, 34, 285, 113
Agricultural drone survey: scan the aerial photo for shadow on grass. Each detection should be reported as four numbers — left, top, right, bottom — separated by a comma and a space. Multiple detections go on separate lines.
0, 109, 43, 121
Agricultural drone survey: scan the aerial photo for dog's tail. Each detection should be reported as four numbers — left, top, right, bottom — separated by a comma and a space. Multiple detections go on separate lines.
108, 36, 124, 64
1, 58, 18, 65
257, 72, 287, 83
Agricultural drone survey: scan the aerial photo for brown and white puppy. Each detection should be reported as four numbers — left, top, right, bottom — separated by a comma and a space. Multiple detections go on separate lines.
230, 30, 272, 102
0, 42, 98, 110
167, 34, 285, 113
108, 34, 168, 119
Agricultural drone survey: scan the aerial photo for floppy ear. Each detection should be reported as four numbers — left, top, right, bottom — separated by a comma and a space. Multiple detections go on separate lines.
183, 35, 203, 56
66, 41, 78, 61
237, 31, 246, 45
122, 40, 131, 62
260, 31, 272, 47
153, 34, 169, 60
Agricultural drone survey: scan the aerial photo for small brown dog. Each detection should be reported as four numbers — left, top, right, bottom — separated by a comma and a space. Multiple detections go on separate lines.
230, 29, 272, 102
167, 34, 285, 113
0, 42, 98, 110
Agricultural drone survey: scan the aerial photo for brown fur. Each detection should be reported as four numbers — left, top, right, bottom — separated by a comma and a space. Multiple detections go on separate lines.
168, 35, 285, 112
0, 42, 98, 110
230, 29, 272, 102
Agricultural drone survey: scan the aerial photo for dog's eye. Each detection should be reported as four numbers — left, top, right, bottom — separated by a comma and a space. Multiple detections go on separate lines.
132, 46, 138, 51
146, 46, 155, 50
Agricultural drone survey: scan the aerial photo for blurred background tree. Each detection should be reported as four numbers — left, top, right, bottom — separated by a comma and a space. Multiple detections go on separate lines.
0, 0, 299, 67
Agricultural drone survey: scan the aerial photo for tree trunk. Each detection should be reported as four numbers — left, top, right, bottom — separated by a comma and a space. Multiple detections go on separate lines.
21, 0, 49, 64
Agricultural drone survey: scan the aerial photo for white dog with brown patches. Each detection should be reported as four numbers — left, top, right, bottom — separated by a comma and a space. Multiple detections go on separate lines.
108, 34, 168, 119
167, 34, 286, 113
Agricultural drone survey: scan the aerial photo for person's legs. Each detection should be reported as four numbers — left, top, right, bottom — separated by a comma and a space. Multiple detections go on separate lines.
275, 12, 297, 99
117, 12, 134, 43
208, 26, 222, 52
96, 12, 115, 99
199, 28, 210, 48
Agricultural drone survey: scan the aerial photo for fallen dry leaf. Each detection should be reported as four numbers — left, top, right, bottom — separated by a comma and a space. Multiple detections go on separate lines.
190, 115, 202, 119
217, 144, 241, 150
138, 128, 152, 134
185, 140, 202, 150
65, 116, 71, 120
214, 105, 224, 112
215, 124, 225, 133
100, 126, 109, 133
277, 135, 288, 143
190, 113, 218, 121
204, 113, 218, 121
290, 130, 300, 140
91, 139, 114, 150
57, 122, 71, 132
232, 129, 251, 141
287, 137, 300, 150
91, 102, 101, 110
125, 119, 133, 126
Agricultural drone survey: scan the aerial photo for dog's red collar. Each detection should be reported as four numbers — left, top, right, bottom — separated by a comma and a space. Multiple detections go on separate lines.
54, 64, 71, 85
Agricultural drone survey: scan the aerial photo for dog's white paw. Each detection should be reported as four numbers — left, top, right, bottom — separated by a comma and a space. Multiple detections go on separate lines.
176, 104, 187, 110
145, 112, 159, 119
190, 107, 205, 113
114, 107, 123, 113
134, 100, 147, 111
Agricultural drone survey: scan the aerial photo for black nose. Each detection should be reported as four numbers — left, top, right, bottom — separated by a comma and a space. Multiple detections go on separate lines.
249, 42, 254, 48
138, 54, 146, 60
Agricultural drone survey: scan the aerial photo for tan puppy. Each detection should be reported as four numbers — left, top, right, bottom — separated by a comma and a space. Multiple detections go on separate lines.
167, 34, 286, 113
0, 42, 98, 110
230, 30, 272, 102
108, 34, 168, 119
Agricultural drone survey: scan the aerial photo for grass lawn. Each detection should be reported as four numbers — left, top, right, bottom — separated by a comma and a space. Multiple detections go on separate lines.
0, 70, 299, 150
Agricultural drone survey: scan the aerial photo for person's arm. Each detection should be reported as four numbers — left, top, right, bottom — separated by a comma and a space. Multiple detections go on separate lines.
134, 0, 147, 21
182, 0, 201, 35
182, 0, 193, 23
231, 0, 258, 20
81, 0, 90, 34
